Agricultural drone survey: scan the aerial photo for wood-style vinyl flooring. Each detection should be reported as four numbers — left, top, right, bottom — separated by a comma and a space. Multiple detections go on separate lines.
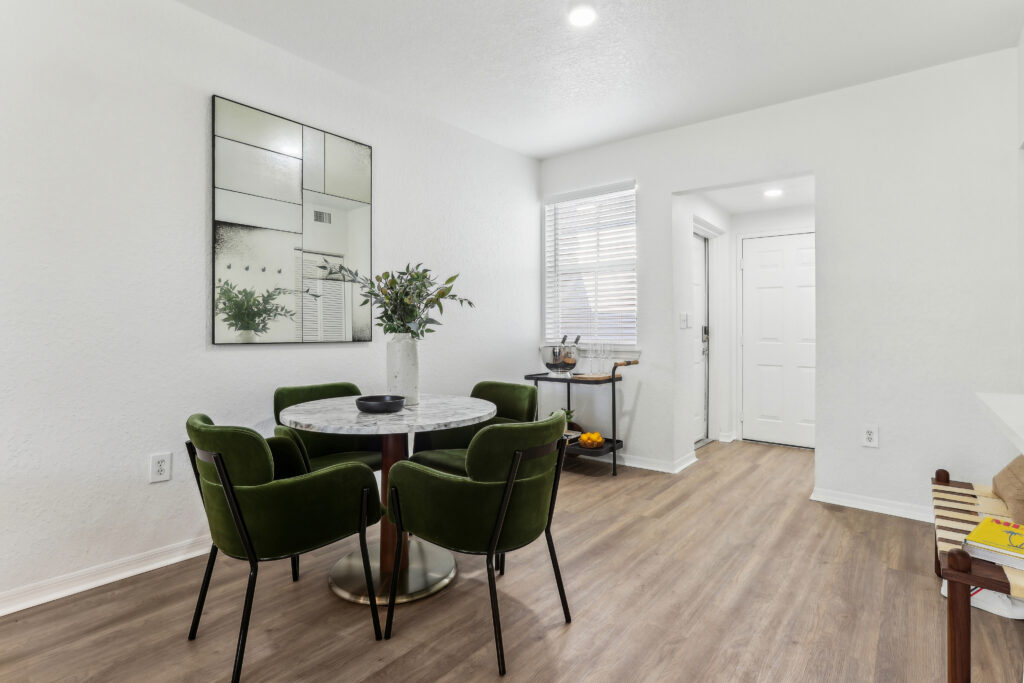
3, 441, 1024, 681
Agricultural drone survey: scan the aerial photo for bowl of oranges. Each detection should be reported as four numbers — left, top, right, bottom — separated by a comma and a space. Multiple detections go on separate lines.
577, 431, 605, 449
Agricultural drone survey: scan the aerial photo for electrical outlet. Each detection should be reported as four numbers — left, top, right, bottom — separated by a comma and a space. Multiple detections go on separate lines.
149, 452, 172, 483
862, 425, 879, 449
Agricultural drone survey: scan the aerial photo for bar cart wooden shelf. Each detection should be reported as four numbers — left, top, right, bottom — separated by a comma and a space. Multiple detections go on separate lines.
524, 360, 638, 476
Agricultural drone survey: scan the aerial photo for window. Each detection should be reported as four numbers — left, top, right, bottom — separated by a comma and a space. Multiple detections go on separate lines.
295, 250, 352, 342
543, 185, 638, 346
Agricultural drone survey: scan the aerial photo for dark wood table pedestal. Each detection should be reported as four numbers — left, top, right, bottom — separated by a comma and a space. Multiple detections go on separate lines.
379, 433, 408, 574
328, 432, 455, 604
278, 394, 496, 605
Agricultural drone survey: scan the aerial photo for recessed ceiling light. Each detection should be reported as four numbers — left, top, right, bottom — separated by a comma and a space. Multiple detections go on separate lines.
763, 188, 783, 198
568, 5, 597, 27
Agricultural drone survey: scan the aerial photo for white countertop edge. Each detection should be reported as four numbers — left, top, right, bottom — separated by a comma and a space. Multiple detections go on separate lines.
977, 392, 1024, 454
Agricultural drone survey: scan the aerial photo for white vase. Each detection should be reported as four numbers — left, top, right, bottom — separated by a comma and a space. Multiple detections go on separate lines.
236, 329, 257, 344
386, 333, 420, 405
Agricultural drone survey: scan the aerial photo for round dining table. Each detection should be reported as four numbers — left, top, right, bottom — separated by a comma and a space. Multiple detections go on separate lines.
278, 393, 496, 604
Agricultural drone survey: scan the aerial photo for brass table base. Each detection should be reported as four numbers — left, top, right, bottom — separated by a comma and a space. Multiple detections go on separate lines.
329, 538, 456, 605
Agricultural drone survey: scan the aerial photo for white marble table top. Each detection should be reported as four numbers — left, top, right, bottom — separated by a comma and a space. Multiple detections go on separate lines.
278, 393, 497, 435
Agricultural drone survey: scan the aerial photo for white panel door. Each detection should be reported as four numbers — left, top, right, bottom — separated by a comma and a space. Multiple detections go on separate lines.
693, 234, 709, 444
741, 233, 815, 448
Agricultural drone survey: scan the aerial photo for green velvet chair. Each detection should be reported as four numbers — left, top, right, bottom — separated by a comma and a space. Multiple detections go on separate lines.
384, 412, 571, 676
273, 382, 382, 471
185, 414, 382, 683
410, 380, 538, 476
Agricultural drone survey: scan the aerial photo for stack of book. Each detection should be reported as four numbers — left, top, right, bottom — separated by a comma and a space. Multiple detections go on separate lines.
963, 518, 1024, 570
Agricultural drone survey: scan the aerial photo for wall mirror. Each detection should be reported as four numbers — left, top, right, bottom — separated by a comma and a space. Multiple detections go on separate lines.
212, 96, 372, 343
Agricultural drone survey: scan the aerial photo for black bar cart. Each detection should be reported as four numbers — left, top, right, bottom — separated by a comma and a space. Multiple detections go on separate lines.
524, 360, 638, 476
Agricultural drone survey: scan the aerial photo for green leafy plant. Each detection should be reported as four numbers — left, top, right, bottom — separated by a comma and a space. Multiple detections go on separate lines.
551, 409, 575, 423
324, 261, 474, 339
215, 280, 295, 334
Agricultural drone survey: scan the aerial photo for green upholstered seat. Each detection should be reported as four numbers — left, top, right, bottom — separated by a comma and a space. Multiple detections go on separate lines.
185, 413, 383, 682
187, 414, 381, 560
383, 412, 571, 675
273, 382, 383, 471
411, 381, 538, 476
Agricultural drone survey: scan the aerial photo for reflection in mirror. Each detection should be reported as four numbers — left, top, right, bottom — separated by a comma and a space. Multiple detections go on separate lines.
212, 96, 371, 344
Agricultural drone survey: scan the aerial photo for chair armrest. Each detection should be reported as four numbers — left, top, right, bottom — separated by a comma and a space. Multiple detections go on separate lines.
267, 435, 309, 478
273, 426, 313, 473
386, 461, 553, 554
227, 462, 382, 560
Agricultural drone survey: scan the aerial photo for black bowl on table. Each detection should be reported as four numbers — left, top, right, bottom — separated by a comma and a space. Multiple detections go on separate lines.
355, 395, 406, 413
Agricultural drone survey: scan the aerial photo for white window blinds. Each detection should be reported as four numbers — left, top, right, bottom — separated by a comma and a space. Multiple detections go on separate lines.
543, 187, 638, 346
296, 251, 351, 342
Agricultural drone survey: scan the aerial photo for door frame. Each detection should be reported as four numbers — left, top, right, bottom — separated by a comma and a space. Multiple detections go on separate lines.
692, 217, 723, 449
736, 228, 815, 444
693, 232, 711, 449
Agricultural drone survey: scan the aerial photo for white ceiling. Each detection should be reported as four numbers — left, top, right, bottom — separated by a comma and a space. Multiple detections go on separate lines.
700, 175, 815, 215
176, 0, 1024, 159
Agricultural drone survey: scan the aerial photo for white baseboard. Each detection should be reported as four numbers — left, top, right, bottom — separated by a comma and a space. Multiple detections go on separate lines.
810, 487, 934, 523
672, 450, 698, 473
717, 432, 736, 443
0, 535, 211, 618
578, 449, 698, 474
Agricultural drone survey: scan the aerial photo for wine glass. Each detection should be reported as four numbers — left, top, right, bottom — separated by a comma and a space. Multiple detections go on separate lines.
596, 342, 608, 376
575, 343, 588, 375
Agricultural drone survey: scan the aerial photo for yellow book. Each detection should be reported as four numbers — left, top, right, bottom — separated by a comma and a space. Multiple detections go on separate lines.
963, 517, 1024, 569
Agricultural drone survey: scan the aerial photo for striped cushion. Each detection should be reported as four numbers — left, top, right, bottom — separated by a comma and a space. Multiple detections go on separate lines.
932, 482, 1024, 597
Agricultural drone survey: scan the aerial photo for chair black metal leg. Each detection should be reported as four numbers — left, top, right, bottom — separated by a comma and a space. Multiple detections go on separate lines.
384, 487, 404, 640
486, 554, 507, 676
231, 565, 258, 683
188, 545, 218, 640
290, 555, 299, 582
359, 488, 382, 641
498, 552, 505, 576
545, 530, 571, 623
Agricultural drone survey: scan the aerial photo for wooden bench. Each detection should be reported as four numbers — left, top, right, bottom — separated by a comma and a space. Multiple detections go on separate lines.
933, 468, 1018, 683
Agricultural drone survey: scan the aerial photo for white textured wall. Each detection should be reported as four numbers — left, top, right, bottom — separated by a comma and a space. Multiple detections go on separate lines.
0, 0, 539, 608
729, 205, 816, 238
1019, 30, 1024, 400
1019, 25, 1024, 146
542, 50, 1022, 519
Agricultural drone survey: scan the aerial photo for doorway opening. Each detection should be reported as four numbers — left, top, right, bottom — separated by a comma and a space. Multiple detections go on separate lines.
673, 174, 816, 452
740, 230, 815, 448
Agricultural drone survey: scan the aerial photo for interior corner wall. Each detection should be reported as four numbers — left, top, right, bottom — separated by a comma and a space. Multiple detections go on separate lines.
541, 49, 1022, 520
1018, 28, 1024, 396
1018, 25, 1024, 146
0, 0, 540, 612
